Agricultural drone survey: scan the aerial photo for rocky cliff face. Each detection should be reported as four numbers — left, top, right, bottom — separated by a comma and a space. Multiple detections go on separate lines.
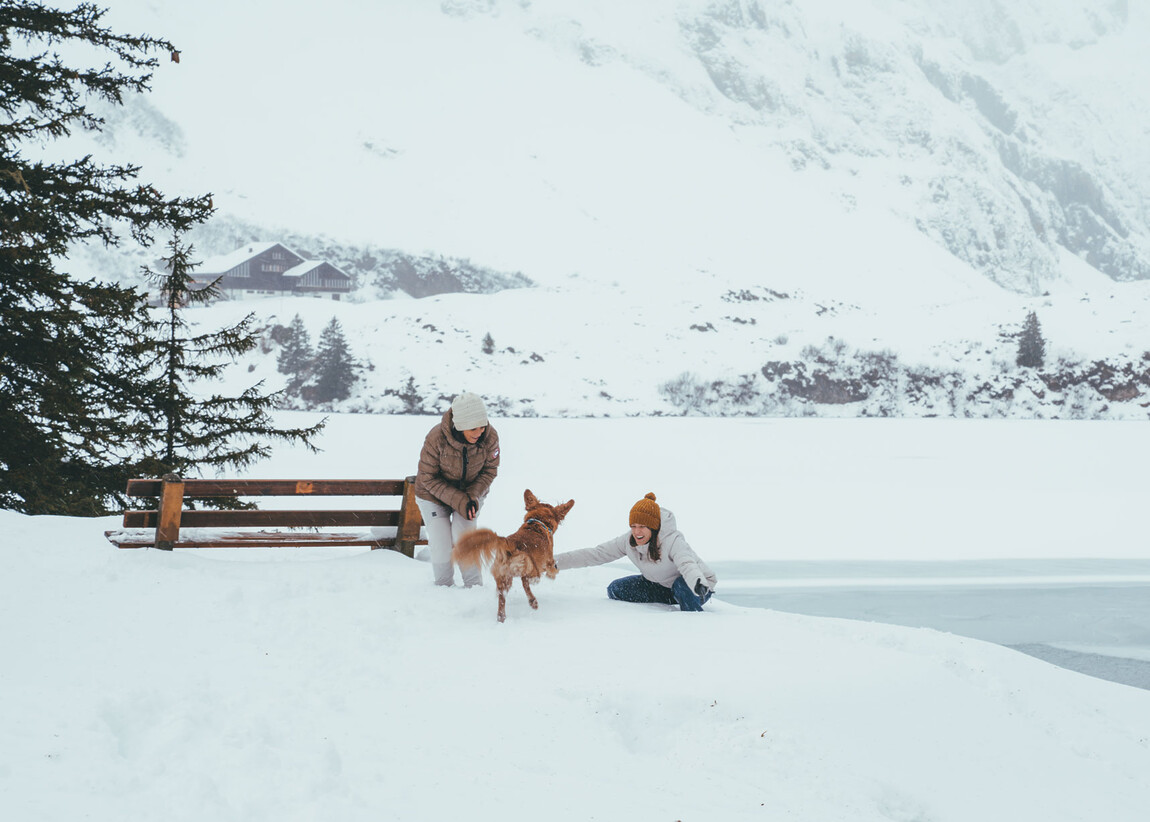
520, 0, 1150, 293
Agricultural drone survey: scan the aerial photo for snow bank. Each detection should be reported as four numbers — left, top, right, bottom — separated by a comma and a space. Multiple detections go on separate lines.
3, 514, 1150, 822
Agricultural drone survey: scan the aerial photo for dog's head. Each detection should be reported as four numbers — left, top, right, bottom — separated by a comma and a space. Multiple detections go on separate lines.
523, 489, 575, 532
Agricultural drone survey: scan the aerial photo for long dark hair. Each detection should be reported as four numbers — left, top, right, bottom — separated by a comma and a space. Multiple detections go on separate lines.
630, 528, 660, 561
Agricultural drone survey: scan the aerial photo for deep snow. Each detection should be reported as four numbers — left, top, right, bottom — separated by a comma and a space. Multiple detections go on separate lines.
4, 414, 1150, 821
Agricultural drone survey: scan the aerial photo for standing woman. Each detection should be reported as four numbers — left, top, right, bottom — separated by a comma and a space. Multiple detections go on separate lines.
414, 391, 501, 586
554, 492, 718, 611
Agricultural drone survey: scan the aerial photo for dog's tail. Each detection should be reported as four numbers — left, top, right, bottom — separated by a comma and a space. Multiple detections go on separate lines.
452, 529, 505, 569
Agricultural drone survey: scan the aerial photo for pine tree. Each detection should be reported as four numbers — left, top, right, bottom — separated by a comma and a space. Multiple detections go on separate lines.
1, 2, 213, 514
311, 317, 358, 404
1016, 311, 1046, 369
276, 314, 313, 395
396, 376, 425, 414
135, 236, 324, 488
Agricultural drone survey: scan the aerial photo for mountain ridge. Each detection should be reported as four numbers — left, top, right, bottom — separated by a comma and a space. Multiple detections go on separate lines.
82, 1, 1150, 293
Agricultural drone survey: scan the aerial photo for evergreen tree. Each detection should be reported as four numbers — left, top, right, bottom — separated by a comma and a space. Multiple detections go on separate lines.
310, 317, 358, 404
396, 376, 425, 414
482, 332, 495, 354
136, 235, 324, 485
276, 314, 313, 394
1016, 310, 1046, 369
1, 2, 213, 514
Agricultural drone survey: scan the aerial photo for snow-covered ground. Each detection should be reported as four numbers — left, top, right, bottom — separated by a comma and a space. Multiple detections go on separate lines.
4, 414, 1150, 821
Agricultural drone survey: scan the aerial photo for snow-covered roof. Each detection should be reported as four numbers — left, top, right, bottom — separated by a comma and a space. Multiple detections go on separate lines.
198, 242, 302, 274
282, 260, 325, 279
283, 259, 351, 282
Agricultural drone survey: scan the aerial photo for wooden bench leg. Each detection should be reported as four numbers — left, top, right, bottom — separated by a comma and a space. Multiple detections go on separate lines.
155, 473, 184, 551
392, 475, 423, 558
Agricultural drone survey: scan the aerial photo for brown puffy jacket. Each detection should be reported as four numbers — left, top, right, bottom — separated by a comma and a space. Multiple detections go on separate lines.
414, 409, 501, 515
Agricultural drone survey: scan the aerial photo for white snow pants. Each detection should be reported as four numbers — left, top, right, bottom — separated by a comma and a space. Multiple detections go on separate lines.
415, 496, 485, 587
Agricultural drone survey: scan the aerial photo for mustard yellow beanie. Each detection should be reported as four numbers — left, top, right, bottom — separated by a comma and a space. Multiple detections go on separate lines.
629, 492, 661, 530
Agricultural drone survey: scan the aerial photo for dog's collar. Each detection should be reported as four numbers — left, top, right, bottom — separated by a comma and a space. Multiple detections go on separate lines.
525, 517, 553, 534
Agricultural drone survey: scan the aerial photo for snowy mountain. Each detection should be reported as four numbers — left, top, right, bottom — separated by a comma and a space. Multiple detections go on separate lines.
86, 0, 1150, 288
63, 0, 1150, 417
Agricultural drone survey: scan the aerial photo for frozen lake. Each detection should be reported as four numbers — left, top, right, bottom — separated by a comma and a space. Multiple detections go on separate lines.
713, 559, 1150, 691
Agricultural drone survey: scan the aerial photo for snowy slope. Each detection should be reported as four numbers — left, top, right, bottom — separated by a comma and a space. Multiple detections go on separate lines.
86, 0, 1150, 290
198, 267, 1150, 419
4, 414, 1150, 821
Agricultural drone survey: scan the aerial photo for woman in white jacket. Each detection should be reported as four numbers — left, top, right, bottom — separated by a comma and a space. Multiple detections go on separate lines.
554, 492, 718, 611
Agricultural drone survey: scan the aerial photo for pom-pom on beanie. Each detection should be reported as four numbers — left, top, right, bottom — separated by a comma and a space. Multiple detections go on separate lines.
450, 392, 489, 431
629, 492, 661, 530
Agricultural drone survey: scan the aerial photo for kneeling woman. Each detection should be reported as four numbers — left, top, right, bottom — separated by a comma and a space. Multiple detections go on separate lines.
554, 492, 718, 611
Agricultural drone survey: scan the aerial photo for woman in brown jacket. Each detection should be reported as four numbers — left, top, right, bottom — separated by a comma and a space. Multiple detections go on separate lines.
414, 392, 501, 586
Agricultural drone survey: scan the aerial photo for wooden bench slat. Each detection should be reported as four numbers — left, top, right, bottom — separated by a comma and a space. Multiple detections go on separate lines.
104, 529, 429, 550
122, 510, 403, 529
125, 479, 407, 497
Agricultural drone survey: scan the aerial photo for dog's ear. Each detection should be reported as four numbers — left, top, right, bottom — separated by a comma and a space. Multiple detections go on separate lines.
555, 499, 574, 520
524, 489, 539, 509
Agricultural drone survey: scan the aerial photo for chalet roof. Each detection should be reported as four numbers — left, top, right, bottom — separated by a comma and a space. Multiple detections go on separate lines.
283, 260, 324, 279
198, 241, 303, 274
284, 259, 351, 281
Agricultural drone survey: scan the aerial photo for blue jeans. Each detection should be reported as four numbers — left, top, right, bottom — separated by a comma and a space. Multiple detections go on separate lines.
607, 574, 712, 611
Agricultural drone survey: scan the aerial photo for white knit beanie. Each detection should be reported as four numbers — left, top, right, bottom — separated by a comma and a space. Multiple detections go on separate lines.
450, 392, 489, 430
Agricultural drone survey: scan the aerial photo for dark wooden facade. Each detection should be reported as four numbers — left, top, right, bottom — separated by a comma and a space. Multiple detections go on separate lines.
287, 261, 353, 297
199, 242, 353, 300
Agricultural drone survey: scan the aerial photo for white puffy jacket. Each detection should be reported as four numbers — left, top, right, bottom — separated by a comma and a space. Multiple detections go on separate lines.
554, 507, 717, 591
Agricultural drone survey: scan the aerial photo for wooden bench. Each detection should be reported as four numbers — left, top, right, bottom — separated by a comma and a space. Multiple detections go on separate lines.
104, 474, 426, 556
